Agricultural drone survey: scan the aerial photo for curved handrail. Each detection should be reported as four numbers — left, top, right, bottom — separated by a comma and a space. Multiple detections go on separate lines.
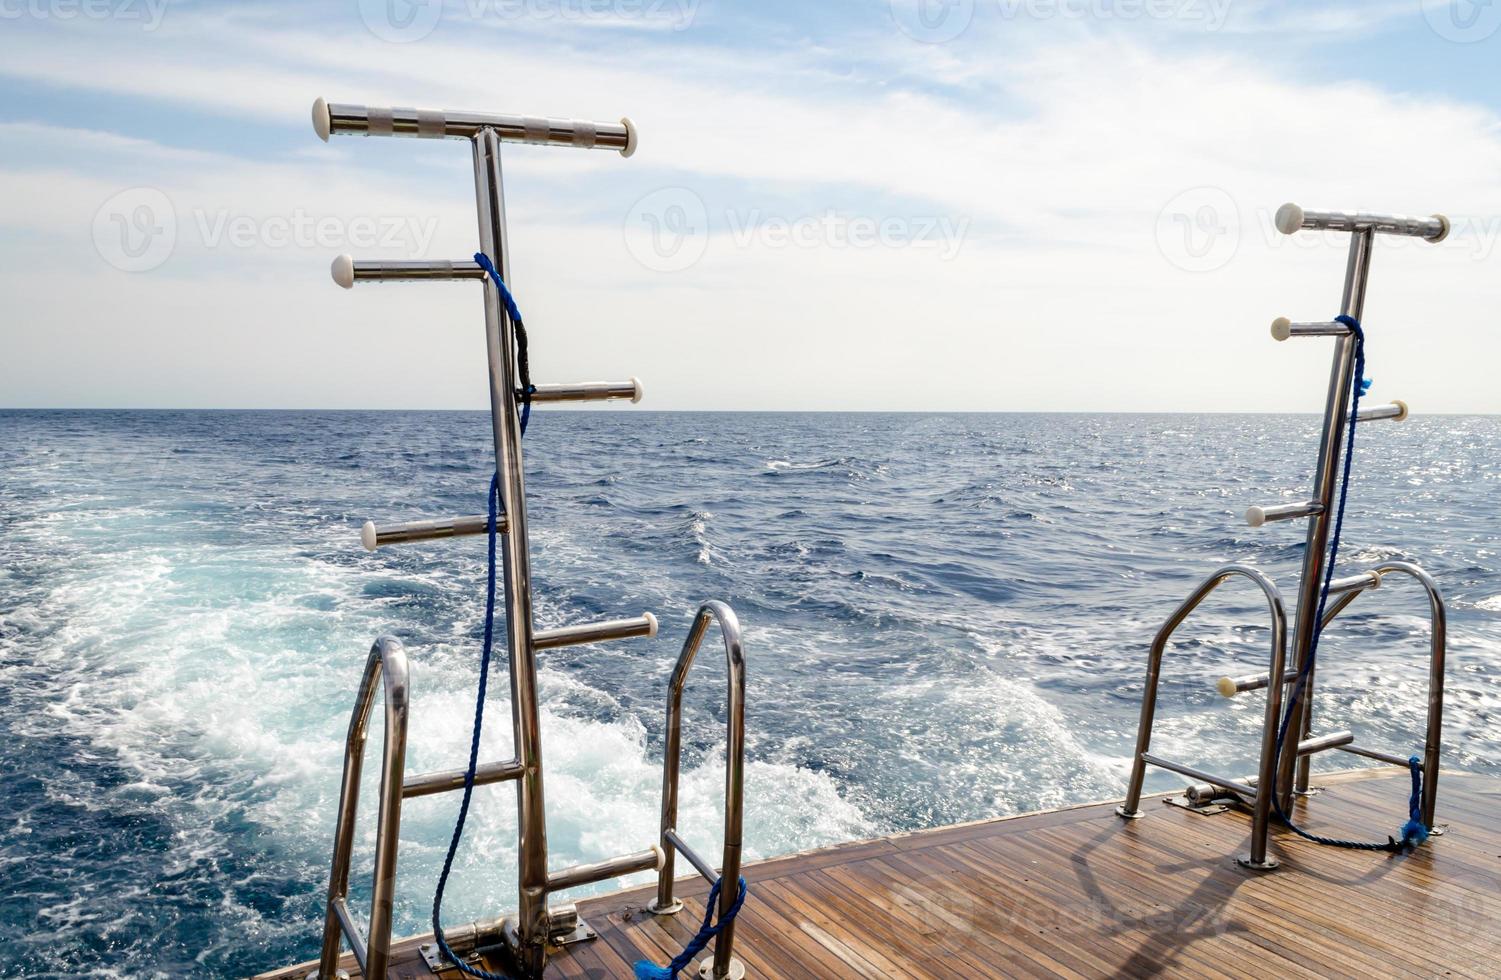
649, 601, 746, 980
1118, 564, 1288, 867
1316, 560, 1446, 826
315, 636, 410, 980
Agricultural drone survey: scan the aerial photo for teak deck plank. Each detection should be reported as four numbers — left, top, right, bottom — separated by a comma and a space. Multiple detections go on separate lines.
256, 769, 1501, 979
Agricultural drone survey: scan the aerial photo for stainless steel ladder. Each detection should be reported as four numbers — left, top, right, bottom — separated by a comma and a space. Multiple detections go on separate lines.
305, 98, 746, 980
1117, 204, 1451, 870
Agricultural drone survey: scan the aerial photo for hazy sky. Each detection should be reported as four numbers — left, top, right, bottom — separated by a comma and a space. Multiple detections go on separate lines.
2, 0, 1499, 411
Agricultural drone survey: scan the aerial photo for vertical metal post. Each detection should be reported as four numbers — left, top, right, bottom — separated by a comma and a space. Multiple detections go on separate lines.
472, 126, 551, 976
1421, 578, 1446, 827
1281, 229, 1374, 807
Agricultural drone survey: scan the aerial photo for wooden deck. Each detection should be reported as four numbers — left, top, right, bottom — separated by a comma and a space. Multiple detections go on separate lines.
260, 768, 1501, 978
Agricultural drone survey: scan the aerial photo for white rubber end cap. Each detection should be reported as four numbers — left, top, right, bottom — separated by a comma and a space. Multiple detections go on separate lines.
1429, 214, 1450, 243
643, 611, 658, 637
313, 97, 332, 142
361, 520, 378, 552
332, 254, 355, 289
651, 843, 666, 870
1392, 398, 1409, 422
1246, 506, 1267, 528
629, 376, 644, 404
1216, 676, 1238, 699
1271, 317, 1292, 342
1274, 202, 1305, 236
619, 117, 638, 158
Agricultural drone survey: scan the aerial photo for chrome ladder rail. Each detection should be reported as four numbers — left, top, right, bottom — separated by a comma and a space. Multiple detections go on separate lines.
647, 601, 748, 980
1117, 202, 1452, 869
313, 638, 410, 980
301, 97, 753, 979
1117, 565, 1288, 869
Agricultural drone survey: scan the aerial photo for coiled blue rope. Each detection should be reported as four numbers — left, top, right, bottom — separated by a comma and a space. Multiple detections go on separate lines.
429, 254, 537, 979
1269, 314, 1427, 853
633, 876, 748, 980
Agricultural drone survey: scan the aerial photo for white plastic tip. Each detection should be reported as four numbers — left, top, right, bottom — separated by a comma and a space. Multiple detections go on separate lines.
1392, 398, 1410, 422
1216, 676, 1239, 699
619, 117, 638, 158
1430, 214, 1451, 243
312, 97, 332, 142
331, 254, 355, 289
1246, 506, 1267, 528
1270, 317, 1292, 342
629, 376, 644, 404
1274, 202, 1305, 236
360, 520, 378, 552
651, 843, 666, 871
643, 611, 659, 637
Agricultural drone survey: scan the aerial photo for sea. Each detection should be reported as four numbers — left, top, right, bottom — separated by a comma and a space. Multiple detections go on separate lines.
1, 409, 1498, 977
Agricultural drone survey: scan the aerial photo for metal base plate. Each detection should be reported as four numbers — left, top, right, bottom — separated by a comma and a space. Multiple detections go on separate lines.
696, 957, 746, 979
1114, 804, 1145, 820
1164, 794, 1229, 816
1236, 852, 1280, 871
548, 920, 599, 948
419, 941, 488, 974
647, 898, 685, 915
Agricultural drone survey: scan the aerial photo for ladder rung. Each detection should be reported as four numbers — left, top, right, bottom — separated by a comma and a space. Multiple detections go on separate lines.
546, 847, 663, 894
1274, 203, 1448, 242
1297, 730, 1354, 757
1270, 317, 1351, 341
314, 98, 635, 156
402, 759, 524, 799
534, 613, 657, 651
1338, 743, 1425, 770
362, 514, 507, 551
1245, 501, 1323, 527
664, 829, 720, 885
529, 379, 642, 404
1140, 753, 1258, 799
1355, 400, 1408, 423
332, 256, 486, 289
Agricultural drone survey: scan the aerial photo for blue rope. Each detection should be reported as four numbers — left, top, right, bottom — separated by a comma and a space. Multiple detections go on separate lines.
633, 876, 748, 980
428, 255, 540, 978
431, 473, 514, 979
1269, 314, 1427, 853
473, 251, 536, 435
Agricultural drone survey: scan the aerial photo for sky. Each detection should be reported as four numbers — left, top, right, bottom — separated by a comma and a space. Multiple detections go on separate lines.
1, 0, 1499, 412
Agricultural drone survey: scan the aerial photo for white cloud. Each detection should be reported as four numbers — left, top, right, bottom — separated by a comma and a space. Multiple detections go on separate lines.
1, 8, 1499, 411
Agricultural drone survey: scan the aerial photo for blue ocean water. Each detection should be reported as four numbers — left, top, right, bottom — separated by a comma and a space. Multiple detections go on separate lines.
1, 409, 1498, 978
